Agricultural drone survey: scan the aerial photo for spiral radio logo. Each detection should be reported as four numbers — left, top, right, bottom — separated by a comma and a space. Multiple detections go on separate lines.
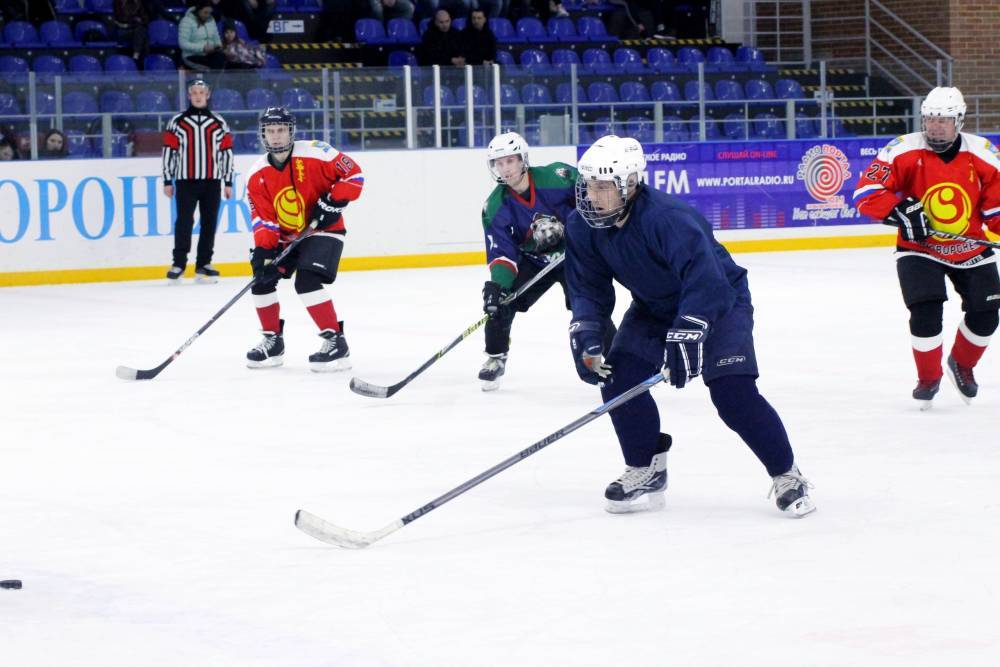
796, 145, 852, 204
273, 186, 305, 231
922, 183, 971, 239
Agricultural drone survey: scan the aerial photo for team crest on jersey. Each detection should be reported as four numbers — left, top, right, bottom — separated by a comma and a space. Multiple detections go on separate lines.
555, 167, 569, 179
294, 158, 306, 183
273, 185, 306, 231
922, 182, 971, 239
796, 144, 851, 208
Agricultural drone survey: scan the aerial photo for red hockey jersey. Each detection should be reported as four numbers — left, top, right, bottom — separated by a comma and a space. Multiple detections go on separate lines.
245, 140, 364, 250
853, 132, 1000, 266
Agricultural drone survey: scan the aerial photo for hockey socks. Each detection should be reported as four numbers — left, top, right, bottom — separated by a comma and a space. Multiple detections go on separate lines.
253, 292, 281, 333
911, 334, 944, 383
707, 375, 794, 478
951, 317, 994, 368
298, 288, 340, 332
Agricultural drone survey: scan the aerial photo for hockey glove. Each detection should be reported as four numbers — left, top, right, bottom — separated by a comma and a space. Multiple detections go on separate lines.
570, 320, 612, 386
250, 246, 281, 282
529, 215, 565, 252
885, 196, 931, 242
310, 192, 346, 230
482, 280, 506, 318
663, 315, 709, 389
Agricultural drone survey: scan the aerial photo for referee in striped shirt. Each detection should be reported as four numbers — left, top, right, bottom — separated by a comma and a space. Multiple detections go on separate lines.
162, 78, 234, 283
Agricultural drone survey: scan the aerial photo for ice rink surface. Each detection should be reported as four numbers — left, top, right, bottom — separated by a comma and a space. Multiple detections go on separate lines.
2, 247, 998, 666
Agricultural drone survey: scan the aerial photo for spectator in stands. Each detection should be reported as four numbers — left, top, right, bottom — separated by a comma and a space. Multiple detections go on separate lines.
231, 0, 276, 42
221, 20, 266, 67
419, 9, 465, 66
367, 0, 414, 22
317, 0, 358, 43
606, 0, 657, 39
40, 129, 68, 159
0, 139, 16, 161
180, 0, 226, 70
529, 0, 569, 20
462, 8, 495, 65
113, 0, 152, 68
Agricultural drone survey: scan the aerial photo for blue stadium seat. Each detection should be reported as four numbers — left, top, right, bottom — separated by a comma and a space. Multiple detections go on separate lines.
826, 118, 855, 137
647, 47, 683, 74
795, 115, 819, 139
144, 54, 176, 71
547, 17, 578, 42
68, 54, 103, 73
354, 18, 392, 45
3, 21, 43, 47
387, 50, 416, 67
714, 79, 743, 111
236, 132, 262, 154
591, 116, 618, 140
39, 20, 79, 46
722, 112, 748, 140
677, 46, 705, 71
35, 92, 57, 115
683, 80, 714, 101
624, 116, 654, 143
581, 48, 614, 75
283, 87, 317, 109
753, 113, 784, 139
775, 78, 807, 99
500, 83, 520, 105
489, 18, 522, 43
74, 19, 113, 44
517, 17, 557, 42
62, 91, 100, 122
519, 48, 552, 75
457, 84, 488, 106
736, 46, 771, 71
88, 0, 114, 13
494, 49, 517, 72
706, 46, 742, 72
212, 88, 245, 111
587, 81, 618, 104
32, 55, 66, 80
149, 19, 179, 47
577, 16, 616, 43
451, 17, 466, 31
619, 81, 650, 103
135, 89, 172, 113
650, 80, 681, 102
0, 92, 20, 115
555, 82, 586, 104
520, 83, 551, 106
422, 85, 455, 106
65, 130, 96, 158
105, 54, 139, 73
613, 47, 649, 74
246, 88, 279, 109
100, 90, 134, 113
663, 115, 688, 141
550, 48, 580, 73
0, 55, 29, 76
744, 79, 775, 101
387, 18, 420, 45
54, 0, 87, 14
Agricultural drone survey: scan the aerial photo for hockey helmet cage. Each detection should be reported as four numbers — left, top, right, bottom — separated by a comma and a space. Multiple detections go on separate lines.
921, 87, 965, 152
259, 106, 296, 154
575, 135, 646, 229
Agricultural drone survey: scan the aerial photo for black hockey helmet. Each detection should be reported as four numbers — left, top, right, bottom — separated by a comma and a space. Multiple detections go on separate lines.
259, 106, 296, 153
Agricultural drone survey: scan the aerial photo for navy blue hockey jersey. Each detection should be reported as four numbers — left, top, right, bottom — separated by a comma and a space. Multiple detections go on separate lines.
566, 185, 749, 326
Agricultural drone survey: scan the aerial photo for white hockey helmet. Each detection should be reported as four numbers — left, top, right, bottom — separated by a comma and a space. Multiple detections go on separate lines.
921, 87, 965, 151
575, 135, 646, 228
487, 131, 529, 183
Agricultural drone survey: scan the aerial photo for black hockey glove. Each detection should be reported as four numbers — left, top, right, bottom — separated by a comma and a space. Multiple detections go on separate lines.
569, 319, 612, 386
250, 246, 281, 282
310, 192, 347, 230
663, 315, 709, 389
884, 196, 931, 242
482, 280, 506, 318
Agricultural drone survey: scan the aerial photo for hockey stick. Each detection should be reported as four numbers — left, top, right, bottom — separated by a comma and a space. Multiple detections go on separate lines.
115, 221, 321, 381
296, 370, 668, 548
348, 252, 566, 398
924, 228, 1000, 250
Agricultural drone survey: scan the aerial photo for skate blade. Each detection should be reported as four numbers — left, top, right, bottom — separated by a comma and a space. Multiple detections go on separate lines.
194, 275, 219, 284
247, 355, 284, 369
165, 278, 182, 286
310, 358, 352, 373
605, 492, 665, 514
782, 495, 816, 518
480, 379, 501, 392
944, 367, 974, 405
917, 398, 934, 411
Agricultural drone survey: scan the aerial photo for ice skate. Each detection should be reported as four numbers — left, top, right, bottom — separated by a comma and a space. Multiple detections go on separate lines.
478, 353, 507, 391
605, 434, 671, 514
945, 354, 977, 405
769, 464, 815, 517
165, 265, 184, 284
194, 264, 220, 284
912, 377, 941, 411
309, 326, 351, 372
247, 319, 284, 368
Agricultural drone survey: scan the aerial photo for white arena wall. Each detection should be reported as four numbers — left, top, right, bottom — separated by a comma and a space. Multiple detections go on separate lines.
0, 145, 892, 287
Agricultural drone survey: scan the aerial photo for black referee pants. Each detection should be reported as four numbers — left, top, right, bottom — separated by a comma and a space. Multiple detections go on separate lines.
172, 179, 221, 269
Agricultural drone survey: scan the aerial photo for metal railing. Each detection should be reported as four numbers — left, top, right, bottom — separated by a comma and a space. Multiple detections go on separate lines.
3, 62, 995, 161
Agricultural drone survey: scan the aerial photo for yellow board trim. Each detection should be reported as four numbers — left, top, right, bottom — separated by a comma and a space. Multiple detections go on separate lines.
0, 236, 896, 287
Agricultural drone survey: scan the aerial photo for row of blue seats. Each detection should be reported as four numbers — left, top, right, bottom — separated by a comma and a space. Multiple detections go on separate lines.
0, 53, 281, 78
358, 16, 618, 46
51, 0, 322, 13
0, 86, 318, 117
0, 18, 257, 50
422, 78, 808, 108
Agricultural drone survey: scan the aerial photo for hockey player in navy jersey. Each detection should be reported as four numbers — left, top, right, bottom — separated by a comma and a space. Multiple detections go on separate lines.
479, 131, 614, 390
566, 135, 814, 517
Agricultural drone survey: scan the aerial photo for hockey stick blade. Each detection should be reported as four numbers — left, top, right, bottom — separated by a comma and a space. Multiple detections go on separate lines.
348, 377, 393, 398
295, 509, 402, 549
115, 365, 139, 380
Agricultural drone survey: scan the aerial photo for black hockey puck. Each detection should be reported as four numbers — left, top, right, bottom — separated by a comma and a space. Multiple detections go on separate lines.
1, 579, 22, 589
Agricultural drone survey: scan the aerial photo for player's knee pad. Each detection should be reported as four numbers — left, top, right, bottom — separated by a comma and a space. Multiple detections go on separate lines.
907, 300, 944, 338
964, 309, 999, 337
294, 269, 326, 294
251, 280, 278, 296
708, 375, 762, 428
